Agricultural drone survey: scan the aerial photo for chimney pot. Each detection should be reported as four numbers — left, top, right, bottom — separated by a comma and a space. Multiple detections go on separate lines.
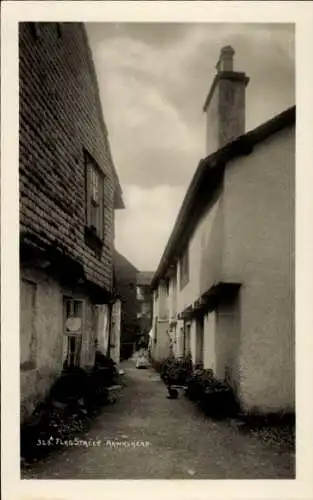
203, 45, 249, 155
216, 45, 235, 73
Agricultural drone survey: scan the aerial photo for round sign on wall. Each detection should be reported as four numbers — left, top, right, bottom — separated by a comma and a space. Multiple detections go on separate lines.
66, 317, 82, 332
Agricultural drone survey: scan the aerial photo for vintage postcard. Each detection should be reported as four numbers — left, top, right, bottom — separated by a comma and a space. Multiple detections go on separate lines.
1, 1, 313, 500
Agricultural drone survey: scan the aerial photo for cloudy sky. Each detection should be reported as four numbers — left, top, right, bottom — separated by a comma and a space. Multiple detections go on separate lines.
86, 23, 295, 272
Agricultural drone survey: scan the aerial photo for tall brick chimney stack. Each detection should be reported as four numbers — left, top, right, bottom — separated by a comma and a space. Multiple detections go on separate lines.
203, 46, 249, 155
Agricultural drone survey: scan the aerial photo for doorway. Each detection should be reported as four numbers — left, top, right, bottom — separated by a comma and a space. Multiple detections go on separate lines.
195, 315, 204, 367
184, 322, 191, 356
216, 294, 241, 395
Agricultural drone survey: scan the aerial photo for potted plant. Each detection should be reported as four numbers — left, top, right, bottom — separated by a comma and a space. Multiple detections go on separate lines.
186, 368, 238, 418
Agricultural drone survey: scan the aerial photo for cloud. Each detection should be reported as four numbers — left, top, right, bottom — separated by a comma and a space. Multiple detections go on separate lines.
115, 185, 185, 270
88, 23, 295, 188
86, 23, 295, 269
104, 68, 199, 187
88, 33, 202, 189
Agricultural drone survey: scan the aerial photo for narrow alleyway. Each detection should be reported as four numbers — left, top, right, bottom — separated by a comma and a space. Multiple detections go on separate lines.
22, 361, 294, 479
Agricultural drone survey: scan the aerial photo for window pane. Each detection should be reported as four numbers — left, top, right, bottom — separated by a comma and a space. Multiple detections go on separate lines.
91, 202, 98, 229
67, 335, 82, 367
85, 154, 105, 239
65, 300, 71, 318
91, 167, 99, 203
74, 301, 83, 317
69, 337, 76, 367
98, 203, 102, 236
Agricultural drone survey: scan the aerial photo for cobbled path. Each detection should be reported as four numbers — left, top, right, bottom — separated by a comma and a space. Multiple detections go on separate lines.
22, 360, 295, 479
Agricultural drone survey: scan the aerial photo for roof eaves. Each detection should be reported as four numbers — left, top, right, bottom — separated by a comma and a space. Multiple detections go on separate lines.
151, 105, 295, 290
83, 25, 125, 210
151, 159, 208, 289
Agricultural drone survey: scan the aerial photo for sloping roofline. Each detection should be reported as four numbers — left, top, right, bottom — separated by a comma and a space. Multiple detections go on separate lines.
113, 249, 139, 273
83, 24, 125, 209
151, 105, 295, 289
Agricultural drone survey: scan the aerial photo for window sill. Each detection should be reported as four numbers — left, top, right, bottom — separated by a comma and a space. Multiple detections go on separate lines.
84, 226, 104, 256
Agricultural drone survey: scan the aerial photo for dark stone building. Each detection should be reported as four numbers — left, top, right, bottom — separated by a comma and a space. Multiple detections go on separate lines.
19, 22, 124, 420
113, 251, 139, 360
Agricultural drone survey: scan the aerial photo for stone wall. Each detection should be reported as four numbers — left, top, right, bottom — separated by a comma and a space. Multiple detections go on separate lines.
19, 22, 117, 291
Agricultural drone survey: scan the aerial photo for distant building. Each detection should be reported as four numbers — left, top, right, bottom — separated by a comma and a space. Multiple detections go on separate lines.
19, 22, 124, 421
136, 272, 154, 345
113, 251, 139, 360
151, 46, 295, 415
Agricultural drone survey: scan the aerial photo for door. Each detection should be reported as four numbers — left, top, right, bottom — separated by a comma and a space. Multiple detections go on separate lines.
196, 315, 204, 366
184, 323, 191, 356
216, 295, 241, 395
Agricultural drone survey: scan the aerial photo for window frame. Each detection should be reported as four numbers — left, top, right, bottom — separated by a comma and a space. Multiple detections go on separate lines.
85, 151, 105, 243
184, 323, 191, 356
63, 297, 85, 368
136, 286, 144, 301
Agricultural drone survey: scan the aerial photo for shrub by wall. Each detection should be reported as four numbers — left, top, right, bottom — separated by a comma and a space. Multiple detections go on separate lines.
21, 356, 121, 463
185, 368, 239, 419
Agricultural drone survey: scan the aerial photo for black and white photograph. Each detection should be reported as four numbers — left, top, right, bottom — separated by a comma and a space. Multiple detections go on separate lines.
2, 1, 313, 498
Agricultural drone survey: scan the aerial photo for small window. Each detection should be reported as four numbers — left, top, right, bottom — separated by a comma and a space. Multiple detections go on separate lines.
136, 286, 144, 301
184, 323, 191, 356
85, 152, 105, 241
179, 246, 190, 290
63, 298, 84, 368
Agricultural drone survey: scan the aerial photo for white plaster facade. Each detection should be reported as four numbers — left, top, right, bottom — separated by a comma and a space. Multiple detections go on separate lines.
152, 126, 295, 414
151, 46, 294, 415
